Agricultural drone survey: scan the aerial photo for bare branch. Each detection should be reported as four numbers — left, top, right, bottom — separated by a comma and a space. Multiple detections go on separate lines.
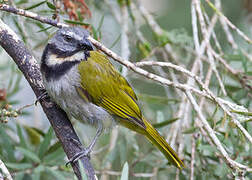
0, 3, 251, 177
0, 18, 96, 180
0, 4, 66, 28
185, 91, 252, 172
190, 134, 196, 180
0, 159, 12, 180
206, 0, 252, 44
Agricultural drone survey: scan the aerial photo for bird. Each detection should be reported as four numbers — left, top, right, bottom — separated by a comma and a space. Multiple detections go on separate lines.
40, 27, 184, 169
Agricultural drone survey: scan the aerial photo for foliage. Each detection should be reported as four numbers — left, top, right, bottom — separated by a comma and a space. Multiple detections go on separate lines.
0, 0, 251, 179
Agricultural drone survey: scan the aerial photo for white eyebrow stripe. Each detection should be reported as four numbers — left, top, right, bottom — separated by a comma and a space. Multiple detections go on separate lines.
65, 31, 83, 41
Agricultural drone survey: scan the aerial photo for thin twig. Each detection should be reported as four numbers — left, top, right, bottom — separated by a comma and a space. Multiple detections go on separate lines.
185, 90, 252, 172
206, 0, 252, 44
1, 3, 251, 176
100, 127, 119, 180
0, 18, 96, 180
1, 0, 250, 142
190, 134, 196, 180
0, 159, 13, 180
120, 3, 130, 76
0, 4, 66, 28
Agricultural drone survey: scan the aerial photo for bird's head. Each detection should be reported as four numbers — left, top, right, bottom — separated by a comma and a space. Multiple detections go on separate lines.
49, 27, 93, 57
41, 27, 94, 80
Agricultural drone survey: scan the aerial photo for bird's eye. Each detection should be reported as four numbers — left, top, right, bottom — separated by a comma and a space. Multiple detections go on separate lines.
64, 35, 72, 42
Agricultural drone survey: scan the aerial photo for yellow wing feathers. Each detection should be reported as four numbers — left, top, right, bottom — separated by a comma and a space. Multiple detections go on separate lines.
78, 51, 184, 169
78, 51, 143, 125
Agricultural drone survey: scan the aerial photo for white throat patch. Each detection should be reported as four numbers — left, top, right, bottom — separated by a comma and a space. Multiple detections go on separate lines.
47, 51, 85, 66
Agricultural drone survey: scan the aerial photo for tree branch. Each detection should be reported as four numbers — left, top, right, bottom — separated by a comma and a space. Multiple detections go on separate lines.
1, 2, 251, 176
0, 19, 96, 180
0, 158, 12, 180
2, 2, 250, 145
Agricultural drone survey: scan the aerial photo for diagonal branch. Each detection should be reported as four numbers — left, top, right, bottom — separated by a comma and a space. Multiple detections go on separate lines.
0, 19, 96, 180
0, 158, 12, 180
1, 3, 251, 175
2, 3, 250, 144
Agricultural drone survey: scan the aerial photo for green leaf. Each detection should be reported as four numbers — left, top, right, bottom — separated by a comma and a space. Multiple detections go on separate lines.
138, 94, 180, 104
14, 172, 25, 180
109, 34, 121, 49
137, 41, 151, 58
8, 100, 21, 105
24, 126, 41, 145
97, 15, 104, 33
38, 127, 53, 158
64, 20, 89, 26
242, 118, 252, 122
16, 0, 28, 5
25, 1, 46, 10
126, 0, 135, 22
231, 110, 252, 116
225, 85, 242, 92
17, 124, 28, 148
37, 26, 53, 33
157, 32, 171, 46
0, 126, 15, 161
119, 138, 127, 165
31, 172, 41, 180
26, 126, 45, 136
46, 1, 56, 10
34, 22, 51, 35
182, 127, 198, 134
34, 165, 45, 174
197, 145, 215, 156
91, 25, 98, 40
102, 146, 118, 167
45, 141, 62, 155
246, 71, 252, 76
223, 52, 245, 62
77, 11, 84, 22
153, 118, 179, 128
16, 147, 41, 163
6, 162, 33, 170
7, 74, 22, 98
45, 167, 66, 180
43, 146, 65, 165
120, 162, 129, 180
79, 160, 88, 180
13, 17, 27, 43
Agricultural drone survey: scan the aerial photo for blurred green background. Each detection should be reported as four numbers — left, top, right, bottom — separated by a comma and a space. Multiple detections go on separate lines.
0, 0, 251, 179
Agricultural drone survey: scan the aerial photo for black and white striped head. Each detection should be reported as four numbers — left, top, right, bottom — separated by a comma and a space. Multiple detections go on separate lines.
41, 27, 94, 81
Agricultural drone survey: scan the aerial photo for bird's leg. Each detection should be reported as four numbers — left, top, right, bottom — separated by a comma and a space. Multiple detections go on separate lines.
35, 90, 49, 105
67, 123, 103, 165
35, 90, 54, 108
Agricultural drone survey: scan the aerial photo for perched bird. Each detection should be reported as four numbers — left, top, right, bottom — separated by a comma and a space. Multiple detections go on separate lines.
40, 27, 184, 169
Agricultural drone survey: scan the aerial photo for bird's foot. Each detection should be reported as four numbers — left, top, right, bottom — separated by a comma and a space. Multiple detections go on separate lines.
35, 91, 49, 105
66, 148, 91, 166
66, 138, 92, 166
66, 124, 103, 166
35, 91, 54, 108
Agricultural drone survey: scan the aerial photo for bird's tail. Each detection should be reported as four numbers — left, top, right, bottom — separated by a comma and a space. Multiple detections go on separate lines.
142, 117, 185, 169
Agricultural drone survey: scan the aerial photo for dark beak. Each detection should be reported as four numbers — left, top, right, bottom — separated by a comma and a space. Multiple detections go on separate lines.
79, 39, 94, 51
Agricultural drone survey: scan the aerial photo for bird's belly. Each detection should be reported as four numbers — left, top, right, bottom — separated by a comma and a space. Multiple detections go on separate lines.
43, 67, 114, 129
57, 93, 112, 128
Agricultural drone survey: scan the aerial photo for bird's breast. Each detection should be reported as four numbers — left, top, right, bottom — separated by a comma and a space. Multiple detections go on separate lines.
43, 65, 114, 128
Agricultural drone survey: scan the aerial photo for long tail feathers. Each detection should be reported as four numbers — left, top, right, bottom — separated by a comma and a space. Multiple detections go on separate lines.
142, 118, 185, 169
